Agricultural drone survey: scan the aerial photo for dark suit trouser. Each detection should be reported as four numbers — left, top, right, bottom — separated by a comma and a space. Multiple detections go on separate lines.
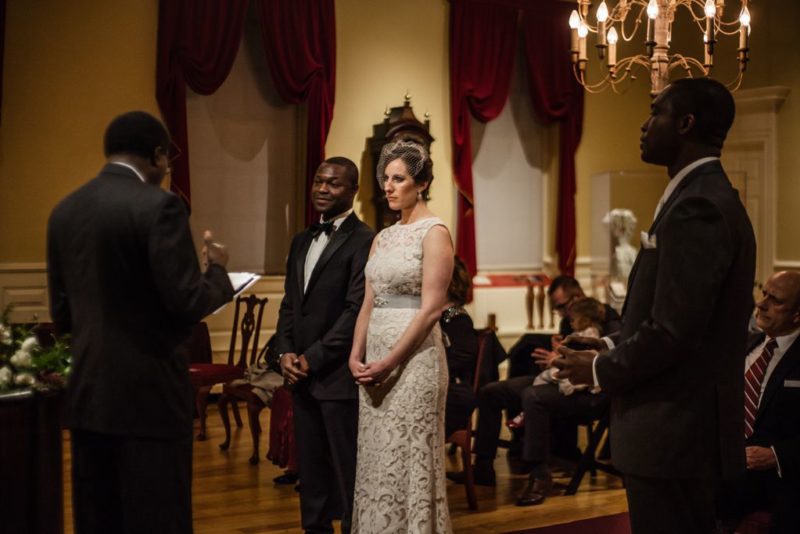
70, 428, 192, 534
293, 389, 358, 534
717, 469, 800, 534
625, 474, 716, 534
520, 383, 608, 464
474, 376, 533, 460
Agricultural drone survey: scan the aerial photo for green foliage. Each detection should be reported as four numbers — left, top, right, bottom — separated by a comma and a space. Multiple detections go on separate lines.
0, 305, 72, 392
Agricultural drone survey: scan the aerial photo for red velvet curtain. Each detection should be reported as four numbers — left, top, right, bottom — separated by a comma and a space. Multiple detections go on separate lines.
524, 2, 584, 276
156, 0, 335, 220
156, 0, 249, 205
255, 0, 336, 226
449, 0, 584, 276
450, 0, 518, 275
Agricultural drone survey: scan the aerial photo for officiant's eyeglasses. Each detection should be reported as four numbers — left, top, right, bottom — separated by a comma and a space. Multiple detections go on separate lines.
165, 142, 182, 175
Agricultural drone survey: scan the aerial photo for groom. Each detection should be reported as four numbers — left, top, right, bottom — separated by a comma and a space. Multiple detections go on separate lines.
276, 157, 374, 534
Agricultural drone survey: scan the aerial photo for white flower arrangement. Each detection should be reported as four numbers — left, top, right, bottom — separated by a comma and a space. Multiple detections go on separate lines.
0, 307, 71, 393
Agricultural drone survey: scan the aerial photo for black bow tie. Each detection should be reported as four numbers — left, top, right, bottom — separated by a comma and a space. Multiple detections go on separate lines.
310, 221, 335, 238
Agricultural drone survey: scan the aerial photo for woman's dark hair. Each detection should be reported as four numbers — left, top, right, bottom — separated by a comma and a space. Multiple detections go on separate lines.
377, 139, 434, 201
447, 255, 472, 307
104, 111, 170, 161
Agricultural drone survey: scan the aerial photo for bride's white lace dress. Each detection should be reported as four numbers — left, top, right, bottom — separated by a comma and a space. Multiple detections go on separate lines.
352, 217, 452, 534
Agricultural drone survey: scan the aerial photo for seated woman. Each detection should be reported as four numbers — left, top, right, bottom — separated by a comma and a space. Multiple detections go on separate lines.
441, 255, 479, 437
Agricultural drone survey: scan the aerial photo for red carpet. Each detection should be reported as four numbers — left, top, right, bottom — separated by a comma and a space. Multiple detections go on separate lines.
502, 512, 631, 534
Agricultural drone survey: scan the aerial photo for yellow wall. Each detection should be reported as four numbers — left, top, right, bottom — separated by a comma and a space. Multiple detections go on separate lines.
0, 0, 160, 262
1, 0, 799, 269
328, 0, 453, 230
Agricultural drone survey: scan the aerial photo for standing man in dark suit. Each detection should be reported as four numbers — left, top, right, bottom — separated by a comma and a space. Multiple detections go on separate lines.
276, 157, 374, 534
718, 270, 800, 533
47, 111, 234, 533
554, 78, 756, 534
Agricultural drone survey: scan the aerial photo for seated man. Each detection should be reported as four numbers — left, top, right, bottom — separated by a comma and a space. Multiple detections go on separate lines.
507, 276, 621, 379
515, 297, 609, 506
452, 289, 612, 494
718, 270, 800, 534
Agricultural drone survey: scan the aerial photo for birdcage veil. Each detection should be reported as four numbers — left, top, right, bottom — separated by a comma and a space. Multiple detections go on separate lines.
376, 139, 429, 188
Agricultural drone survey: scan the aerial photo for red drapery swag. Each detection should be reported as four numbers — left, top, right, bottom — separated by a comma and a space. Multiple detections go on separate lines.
255, 0, 336, 226
156, 0, 336, 223
450, 0, 584, 276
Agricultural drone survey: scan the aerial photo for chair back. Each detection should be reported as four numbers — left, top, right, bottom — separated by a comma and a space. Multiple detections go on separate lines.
471, 328, 494, 395
227, 294, 268, 368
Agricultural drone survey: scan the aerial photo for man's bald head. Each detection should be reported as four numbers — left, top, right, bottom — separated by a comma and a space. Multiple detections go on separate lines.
755, 271, 800, 338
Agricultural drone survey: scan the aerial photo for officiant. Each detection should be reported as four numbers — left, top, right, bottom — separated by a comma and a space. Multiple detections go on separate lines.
46, 111, 235, 533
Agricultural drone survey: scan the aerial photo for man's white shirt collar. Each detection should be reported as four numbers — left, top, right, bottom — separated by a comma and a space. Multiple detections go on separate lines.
109, 161, 147, 183
653, 157, 719, 220
320, 208, 353, 231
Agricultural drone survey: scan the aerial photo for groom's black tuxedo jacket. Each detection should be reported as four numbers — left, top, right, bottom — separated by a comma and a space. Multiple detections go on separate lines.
597, 160, 756, 480
47, 164, 234, 439
275, 213, 374, 400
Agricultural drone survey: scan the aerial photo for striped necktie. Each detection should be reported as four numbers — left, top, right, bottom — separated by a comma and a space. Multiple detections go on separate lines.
744, 337, 777, 439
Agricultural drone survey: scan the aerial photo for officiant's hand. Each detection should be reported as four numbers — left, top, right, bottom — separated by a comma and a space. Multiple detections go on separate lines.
202, 230, 229, 269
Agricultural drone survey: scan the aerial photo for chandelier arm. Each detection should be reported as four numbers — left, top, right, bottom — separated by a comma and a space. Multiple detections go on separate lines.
677, 1, 709, 24
620, 10, 645, 42
726, 72, 744, 92
668, 55, 708, 77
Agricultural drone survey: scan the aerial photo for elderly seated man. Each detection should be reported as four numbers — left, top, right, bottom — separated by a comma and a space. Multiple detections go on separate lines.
717, 270, 800, 534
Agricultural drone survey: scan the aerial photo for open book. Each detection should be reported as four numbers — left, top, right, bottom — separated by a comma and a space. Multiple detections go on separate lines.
212, 272, 261, 314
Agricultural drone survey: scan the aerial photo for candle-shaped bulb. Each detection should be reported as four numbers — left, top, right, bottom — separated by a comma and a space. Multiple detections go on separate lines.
597, 2, 609, 23
578, 22, 589, 39
607, 27, 619, 45
647, 0, 658, 19
569, 10, 580, 30
739, 6, 751, 27
704, 0, 716, 18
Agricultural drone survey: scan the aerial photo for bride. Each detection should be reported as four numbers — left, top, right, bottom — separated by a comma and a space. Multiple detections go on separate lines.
349, 139, 454, 533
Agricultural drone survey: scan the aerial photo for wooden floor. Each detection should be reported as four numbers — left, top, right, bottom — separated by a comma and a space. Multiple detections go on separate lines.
62, 405, 627, 533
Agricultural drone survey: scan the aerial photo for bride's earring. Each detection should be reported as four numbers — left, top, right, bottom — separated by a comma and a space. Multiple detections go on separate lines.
416, 190, 422, 201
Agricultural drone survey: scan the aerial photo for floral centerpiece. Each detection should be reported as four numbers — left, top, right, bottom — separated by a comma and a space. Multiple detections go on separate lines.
0, 307, 71, 393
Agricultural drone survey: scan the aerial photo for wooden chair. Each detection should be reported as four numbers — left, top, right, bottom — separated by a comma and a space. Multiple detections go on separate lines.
217, 335, 281, 465
563, 411, 621, 495
445, 327, 494, 510
188, 294, 268, 440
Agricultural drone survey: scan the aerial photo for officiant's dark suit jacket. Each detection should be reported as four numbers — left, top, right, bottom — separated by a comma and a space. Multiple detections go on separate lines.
597, 160, 756, 482
275, 212, 373, 532
47, 163, 234, 439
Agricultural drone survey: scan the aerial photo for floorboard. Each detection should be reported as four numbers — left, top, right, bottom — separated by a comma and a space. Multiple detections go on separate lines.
61, 405, 628, 533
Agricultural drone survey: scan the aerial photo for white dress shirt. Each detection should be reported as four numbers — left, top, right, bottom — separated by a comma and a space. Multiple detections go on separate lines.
303, 209, 353, 293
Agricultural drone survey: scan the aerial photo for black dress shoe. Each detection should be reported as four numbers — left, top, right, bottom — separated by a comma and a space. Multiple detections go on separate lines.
273, 472, 299, 485
515, 474, 553, 506
446, 462, 496, 487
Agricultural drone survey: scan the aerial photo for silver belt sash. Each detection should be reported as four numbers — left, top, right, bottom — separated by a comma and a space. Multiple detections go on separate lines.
373, 294, 421, 309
